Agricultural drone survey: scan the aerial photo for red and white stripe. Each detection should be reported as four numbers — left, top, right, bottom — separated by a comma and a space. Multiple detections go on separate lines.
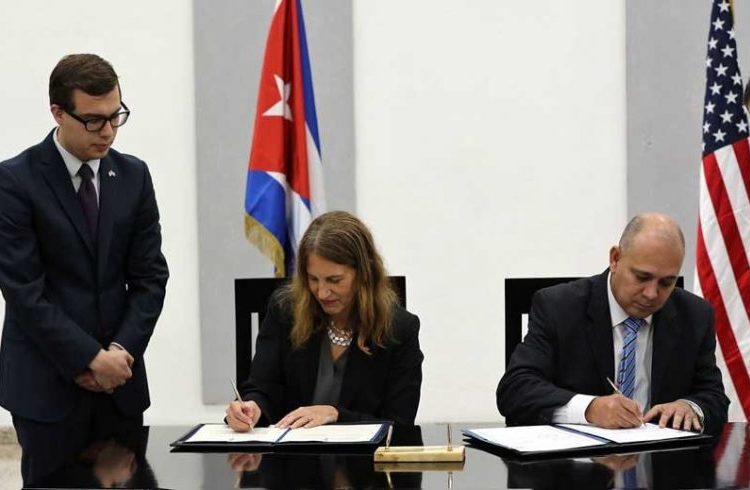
695, 139, 750, 421
714, 423, 750, 486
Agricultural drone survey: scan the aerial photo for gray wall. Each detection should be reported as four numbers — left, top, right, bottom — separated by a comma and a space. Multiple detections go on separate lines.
626, 0, 750, 289
194, 0, 355, 403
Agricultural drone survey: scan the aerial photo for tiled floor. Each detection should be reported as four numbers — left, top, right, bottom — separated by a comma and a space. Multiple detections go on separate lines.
0, 428, 22, 490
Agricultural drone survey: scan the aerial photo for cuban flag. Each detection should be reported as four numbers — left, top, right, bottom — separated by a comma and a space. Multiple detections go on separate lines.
244, 0, 325, 277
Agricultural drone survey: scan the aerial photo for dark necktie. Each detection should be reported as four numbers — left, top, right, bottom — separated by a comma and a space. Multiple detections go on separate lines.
77, 163, 98, 243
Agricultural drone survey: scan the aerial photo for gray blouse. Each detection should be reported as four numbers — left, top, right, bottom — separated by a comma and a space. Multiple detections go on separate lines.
311, 336, 350, 405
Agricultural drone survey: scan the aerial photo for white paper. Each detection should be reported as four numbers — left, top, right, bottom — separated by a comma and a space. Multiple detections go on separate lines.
279, 423, 384, 443
557, 423, 698, 444
185, 424, 284, 443
465, 426, 606, 452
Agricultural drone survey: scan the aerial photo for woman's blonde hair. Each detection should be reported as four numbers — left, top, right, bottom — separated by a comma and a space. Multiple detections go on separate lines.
286, 211, 396, 352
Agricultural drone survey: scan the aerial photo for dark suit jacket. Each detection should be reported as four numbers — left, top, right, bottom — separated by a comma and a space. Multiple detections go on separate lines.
240, 296, 423, 426
496, 271, 729, 435
0, 130, 169, 422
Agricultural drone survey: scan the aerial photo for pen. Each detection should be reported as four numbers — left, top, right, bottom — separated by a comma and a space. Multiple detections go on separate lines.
447, 422, 453, 452
385, 425, 393, 451
606, 377, 623, 395
607, 377, 645, 427
230, 378, 243, 402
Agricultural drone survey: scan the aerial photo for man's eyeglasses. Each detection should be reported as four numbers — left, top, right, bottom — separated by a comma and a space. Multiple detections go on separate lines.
64, 102, 130, 132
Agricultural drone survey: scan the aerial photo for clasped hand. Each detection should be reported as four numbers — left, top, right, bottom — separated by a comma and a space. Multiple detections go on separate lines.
586, 395, 700, 431
77, 348, 134, 393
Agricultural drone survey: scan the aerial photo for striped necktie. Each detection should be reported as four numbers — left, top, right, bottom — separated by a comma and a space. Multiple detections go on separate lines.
617, 317, 644, 399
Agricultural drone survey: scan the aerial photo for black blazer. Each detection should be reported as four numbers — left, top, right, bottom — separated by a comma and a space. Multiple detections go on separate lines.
0, 130, 169, 422
497, 271, 729, 435
240, 296, 423, 425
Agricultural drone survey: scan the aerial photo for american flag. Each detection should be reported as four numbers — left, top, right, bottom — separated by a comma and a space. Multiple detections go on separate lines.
714, 423, 750, 487
695, 0, 750, 421
244, 0, 325, 277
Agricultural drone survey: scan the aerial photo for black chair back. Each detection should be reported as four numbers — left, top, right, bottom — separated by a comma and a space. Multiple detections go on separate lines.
504, 278, 579, 369
234, 276, 407, 383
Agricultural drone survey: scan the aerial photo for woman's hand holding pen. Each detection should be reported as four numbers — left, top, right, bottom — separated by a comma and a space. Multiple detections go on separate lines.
226, 400, 262, 432
585, 394, 644, 429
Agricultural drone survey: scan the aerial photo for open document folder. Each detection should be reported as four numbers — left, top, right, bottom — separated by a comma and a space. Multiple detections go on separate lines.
171, 423, 388, 450
462, 423, 712, 457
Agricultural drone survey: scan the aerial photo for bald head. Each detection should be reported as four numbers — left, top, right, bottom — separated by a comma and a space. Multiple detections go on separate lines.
609, 213, 685, 319
619, 213, 685, 258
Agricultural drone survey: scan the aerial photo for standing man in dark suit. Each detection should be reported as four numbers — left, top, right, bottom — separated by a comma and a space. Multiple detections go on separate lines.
0, 54, 169, 484
497, 213, 728, 435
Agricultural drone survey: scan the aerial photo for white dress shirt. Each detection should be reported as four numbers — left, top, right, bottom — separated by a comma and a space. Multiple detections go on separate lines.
53, 128, 101, 201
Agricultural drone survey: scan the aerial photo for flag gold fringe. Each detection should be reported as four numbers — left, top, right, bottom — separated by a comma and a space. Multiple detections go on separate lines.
244, 214, 286, 278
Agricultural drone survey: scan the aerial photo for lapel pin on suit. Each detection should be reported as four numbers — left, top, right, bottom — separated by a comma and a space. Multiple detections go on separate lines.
108, 170, 116, 177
